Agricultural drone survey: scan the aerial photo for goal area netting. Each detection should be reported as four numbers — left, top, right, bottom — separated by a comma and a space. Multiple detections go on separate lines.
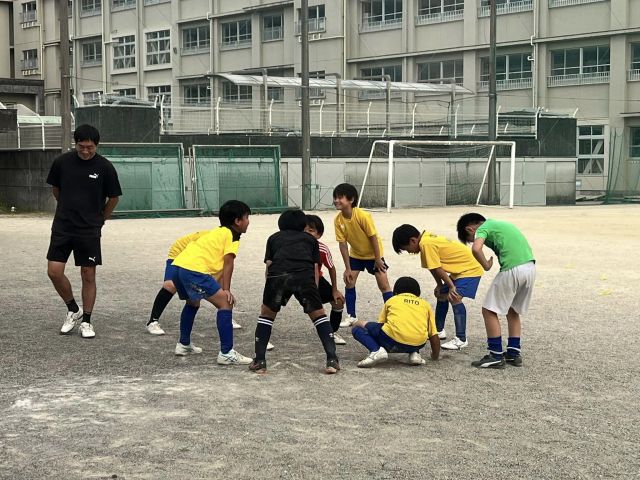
358, 140, 517, 212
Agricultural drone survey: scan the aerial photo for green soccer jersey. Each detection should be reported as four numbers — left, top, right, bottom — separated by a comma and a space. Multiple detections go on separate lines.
475, 219, 535, 271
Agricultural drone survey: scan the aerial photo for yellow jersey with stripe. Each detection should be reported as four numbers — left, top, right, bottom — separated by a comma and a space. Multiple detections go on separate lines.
334, 207, 383, 260
167, 230, 210, 260
378, 293, 437, 346
419, 231, 484, 280
172, 226, 240, 280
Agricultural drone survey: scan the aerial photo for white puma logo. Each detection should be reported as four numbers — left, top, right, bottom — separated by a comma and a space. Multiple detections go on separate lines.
88, 257, 96, 262
89, 173, 99, 179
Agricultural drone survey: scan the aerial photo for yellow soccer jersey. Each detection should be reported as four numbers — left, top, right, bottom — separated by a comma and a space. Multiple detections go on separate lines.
167, 230, 210, 260
419, 231, 484, 280
378, 293, 437, 346
334, 207, 383, 260
172, 227, 240, 280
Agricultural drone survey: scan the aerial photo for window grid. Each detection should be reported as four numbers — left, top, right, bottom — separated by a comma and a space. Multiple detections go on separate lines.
362, 0, 403, 31
631, 44, 640, 71
148, 85, 172, 118
114, 88, 136, 98
551, 46, 610, 76
83, 91, 103, 104
113, 35, 135, 69
182, 25, 210, 53
267, 87, 284, 103
22, 2, 37, 23
222, 82, 252, 103
222, 20, 252, 48
419, 59, 463, 85
360, 65, 402, 99
112, 0, 135, 11
146, 30, 171, 66
631, 127, 640, 159
22, 49, 38, 70
296, 5, 326, 34
577, 125, 605, 175
479, 0, 533, 17
184, 84, 210, 106
80, 0, 101, 17
82, 40, 102, 66
263, 14, 284, 41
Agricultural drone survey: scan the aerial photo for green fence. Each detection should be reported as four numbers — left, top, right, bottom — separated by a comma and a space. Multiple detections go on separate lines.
604, 129, 640, 204
99, 143, 187, 213
193, 145, 285, 213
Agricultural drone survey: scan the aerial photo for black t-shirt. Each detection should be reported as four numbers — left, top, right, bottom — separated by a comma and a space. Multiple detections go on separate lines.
46, 151, 122, 237
264, 230, 320, 275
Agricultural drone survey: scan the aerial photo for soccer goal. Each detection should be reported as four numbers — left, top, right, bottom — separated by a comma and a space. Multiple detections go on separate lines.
358, 140, 517, 212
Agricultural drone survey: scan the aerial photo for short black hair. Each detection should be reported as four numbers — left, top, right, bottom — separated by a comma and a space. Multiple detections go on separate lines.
278, 209, 307, 232
456, 213, 486, 242
305, 214, 324, 236
332, 183, 358, 207
392, 224, 421, 253
219, 200, 251, 228
393, 277, 421, 297
73, 124, 100, 145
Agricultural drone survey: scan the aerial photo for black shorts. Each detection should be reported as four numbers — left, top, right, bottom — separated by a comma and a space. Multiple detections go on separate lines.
318, 276, 334, 304
262, 272, 324, 314
46, 232, 102, 267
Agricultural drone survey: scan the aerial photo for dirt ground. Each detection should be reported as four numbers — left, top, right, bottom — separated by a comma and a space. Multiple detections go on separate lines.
1, 205, 638, 479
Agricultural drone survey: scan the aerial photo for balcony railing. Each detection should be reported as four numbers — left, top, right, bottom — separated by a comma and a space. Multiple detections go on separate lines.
21, 10, 38, 23
416, 9, 463, 25
549, 0, 607, 7
478, 0, 533, 17
628, 69, 640, 81
181, 45, 210, 55
360, 15, 402, 32
112, 0, 136, 12
220, 38, 252, 50
295, 17, 326, 34
80, 6, 101, 17
547, 71, 609, 87
478, 77, 532, 91
21, 58, 38, 70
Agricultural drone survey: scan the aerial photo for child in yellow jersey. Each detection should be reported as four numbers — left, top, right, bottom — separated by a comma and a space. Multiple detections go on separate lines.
392, 224, 484, 351
351, 277, 440, 368
332, 183, 393, 325
170, 200, 253, 365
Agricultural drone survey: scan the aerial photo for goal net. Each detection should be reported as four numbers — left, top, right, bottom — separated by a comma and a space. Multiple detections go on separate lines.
358, 140, 517, 212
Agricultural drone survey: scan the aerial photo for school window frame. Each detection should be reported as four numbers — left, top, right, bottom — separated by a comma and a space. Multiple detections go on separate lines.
112, 0, 135, 11
146, 29, 171, 66
80, 0, 101, 16
631, 43, 640, 71
630, 127, 640, 159
360, 65, 402, 82
114, 88, 136, 98
21, 1, 37, 23
113, 35, 136, 69
551, 45, 610, 76
480, 53, 532, 82
418, 0, 464, 15
418, 59, 463, 85
22, 49, 38, 70
577, 125, 606, 175
263, 13, 284, 42
148, 85, 172, 118
181, 24, 210, 53
267, 86, 284, 103
183, 83, 210, 106
222, 81, 252, 103
82, 90, 103, 104
81, 39, 102, 66
362, 0, 403, 25
221, 19, 252, 48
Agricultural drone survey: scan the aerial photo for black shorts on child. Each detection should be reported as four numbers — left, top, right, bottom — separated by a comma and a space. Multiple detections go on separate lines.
263, 271, 324, 314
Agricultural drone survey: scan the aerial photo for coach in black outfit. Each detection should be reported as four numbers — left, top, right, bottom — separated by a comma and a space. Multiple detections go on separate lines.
46, 124, 122, 339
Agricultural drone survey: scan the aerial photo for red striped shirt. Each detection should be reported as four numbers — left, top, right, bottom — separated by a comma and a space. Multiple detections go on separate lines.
318, 241, 334, 276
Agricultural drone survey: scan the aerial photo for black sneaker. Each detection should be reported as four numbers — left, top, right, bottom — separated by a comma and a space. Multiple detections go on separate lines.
471, 354, 506, 369
324, 358, 340, 374
249, 358, 267, 373
505, 354, 523, 367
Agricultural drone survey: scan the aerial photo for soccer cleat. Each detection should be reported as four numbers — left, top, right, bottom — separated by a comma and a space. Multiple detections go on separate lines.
333, 333, 347, 345
217, 349, 252, 365
437, 329, 447, 340
340, 315, 357, 328
324, 358, 340, 374
505, 354, 523, 367
441, 337, 469, 351
266, 341, 275, 351
175, 342, 203, 356
408, 352, 426, 365
146, 321, 165, 335
232, 319, 242, 329
357, 347, 388, 368
60, 308, 83, 334
249, 358, 267, 373
78, 322, 95, 339
471, 354, 505, 369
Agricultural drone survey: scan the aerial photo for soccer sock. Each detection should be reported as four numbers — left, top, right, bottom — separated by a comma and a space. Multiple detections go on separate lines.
345, 287, 356, 317
507, 337, 521, 357
487, 336, 503, 359
382, 291, 393, 303
254, 316, 274, 361
352, 325, 380, 352
65, 298, 79, 313
313, 315, 337, 360
81, 311, 92, 324
435, 301, 449, 332
216, 309, 234, 354
330, 308, 343, 332
148, 287, 174, 326
179, 304, 199, 346
452, 303, 467, 342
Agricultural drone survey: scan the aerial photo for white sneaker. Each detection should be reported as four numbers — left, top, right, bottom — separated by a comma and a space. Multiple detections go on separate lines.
78, 322, 95, 339
60, 308, 83, 334
408, 352, 426, 365
146, 321, 165, 335
333, 333, 346, 345
232, 319, 242, 329
217, 349, 252, 365
340, 315, 357, 328
266, 342, 275, 351
357, 347, 388, 368
441, 337, 468, 350
437, 329, 447, 340
175, 343, 203, 355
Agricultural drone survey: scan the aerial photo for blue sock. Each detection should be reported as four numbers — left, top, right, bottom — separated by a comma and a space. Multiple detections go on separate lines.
452, 303, 467, 342
382, 291, 393, 303
345, 287, 356, 317
435, 301, 449, 332
352, 325, 381, 352
179, 304, 199, 346
487, 336, 503, 358
216, 309, 233, 354
507, 337, 521, 357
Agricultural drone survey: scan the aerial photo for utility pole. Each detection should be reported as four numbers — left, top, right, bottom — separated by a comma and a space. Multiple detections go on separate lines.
301, 0, 311, 210
59, 0, 72, 152
487, 0, 498, 204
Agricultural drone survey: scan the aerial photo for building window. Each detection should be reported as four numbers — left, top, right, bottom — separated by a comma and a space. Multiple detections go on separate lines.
631, 127, 640, 158
263, 13, 284, 41
361, 65, 402, 82
184, 83, 210, 106
631, 43, 640, 75
113, 35, 135, 69
222, 82, 252, 103
551, 46, 610, 76
362, 0, 403, 30
80, 0, 101, 17
22, 49, 38, 70
221, 19, 252, 48
112, 0, 135, 11
83, 91, 103, 104
267, 87, 284, 102
182, 24, 210, 53
479, 0, 533, 17
148, 85, 171, 118
419, 59, 463, 85
577, 125, 605, 175
417, 0, 464, 24
81, 40, 102, 66
146, 30, 170, 66
21, 2, 37, 23
479, 53, 532, 89
296, 5, 326, 34
114, 88, 136, 98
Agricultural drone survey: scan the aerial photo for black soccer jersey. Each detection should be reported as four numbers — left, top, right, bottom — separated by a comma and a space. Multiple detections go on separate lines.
264, 230, 320, 275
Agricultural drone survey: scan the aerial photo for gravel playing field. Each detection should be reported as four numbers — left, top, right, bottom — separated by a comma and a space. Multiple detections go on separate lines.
1, 205, 638, 479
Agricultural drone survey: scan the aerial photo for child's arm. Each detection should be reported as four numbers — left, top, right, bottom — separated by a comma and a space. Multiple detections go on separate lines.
221, 253, 236, 305
338, 241, 354, 284
368, 234, 387, 273
428, 334, 440, 360
429, 267, 461, 302
264, 260, 272, 279
328, 266, 345, 306
471, 238, 494, 271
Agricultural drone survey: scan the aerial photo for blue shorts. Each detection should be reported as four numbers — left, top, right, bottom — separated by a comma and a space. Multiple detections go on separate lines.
172, 266, 221, 301
164, 259, 178, 282
364, 322, 425, 354
440, 276, 481, 299
349, 256, 389, 275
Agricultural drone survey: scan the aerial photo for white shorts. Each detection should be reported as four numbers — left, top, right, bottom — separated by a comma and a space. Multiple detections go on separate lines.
483, 261, 536, 315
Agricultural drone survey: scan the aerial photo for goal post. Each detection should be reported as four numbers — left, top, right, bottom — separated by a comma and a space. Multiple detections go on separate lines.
358, 139, 517, 212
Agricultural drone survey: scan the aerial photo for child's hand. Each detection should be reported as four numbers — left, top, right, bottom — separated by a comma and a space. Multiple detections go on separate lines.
374, 258, 387, 273
222, 289, 235, 305
434, 285, 442, 297
332, 289, 345, 306
447, 286, 462, 303
343, 269, 355, 285
484, 257, 494, 271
